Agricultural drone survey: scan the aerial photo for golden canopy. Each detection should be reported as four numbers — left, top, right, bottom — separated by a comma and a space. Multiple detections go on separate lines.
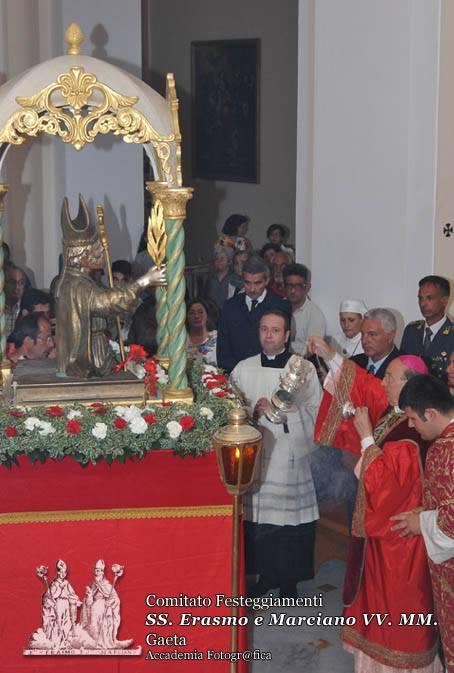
0, 23, 182, 186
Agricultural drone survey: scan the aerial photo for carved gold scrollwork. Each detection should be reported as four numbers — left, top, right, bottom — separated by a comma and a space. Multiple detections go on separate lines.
166, 74, 182, 187
0, 66, 177, 182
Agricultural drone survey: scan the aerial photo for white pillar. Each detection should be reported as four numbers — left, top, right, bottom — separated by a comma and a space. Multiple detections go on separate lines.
296, 0, 440, 335
434, 0, 454, 289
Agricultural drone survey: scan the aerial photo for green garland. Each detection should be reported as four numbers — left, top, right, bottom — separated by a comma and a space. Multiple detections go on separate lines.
0, 362, 232, 469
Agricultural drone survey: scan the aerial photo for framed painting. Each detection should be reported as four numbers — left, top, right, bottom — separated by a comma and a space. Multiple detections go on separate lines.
191, 39, 260, 183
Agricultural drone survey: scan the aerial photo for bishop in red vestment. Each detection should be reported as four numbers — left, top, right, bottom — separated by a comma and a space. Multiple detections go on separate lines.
309, 338, 440, 673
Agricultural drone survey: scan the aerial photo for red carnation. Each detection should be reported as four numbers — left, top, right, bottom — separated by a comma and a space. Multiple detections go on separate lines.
206, 381, 219, 390
66, 419, 81, 434
47, 405, 64, 417
6, 425, 17, 438
144, 359, 157, 373
91, 403, 108, 414
179, 415, 195, 431
9, 410, 24, 418
129, 344, 148, 360
211, 374, 228, 383
114, 417, 127, 430
214, 391, 228, 398
161, 402, 172, 408
143, 413, 156, 426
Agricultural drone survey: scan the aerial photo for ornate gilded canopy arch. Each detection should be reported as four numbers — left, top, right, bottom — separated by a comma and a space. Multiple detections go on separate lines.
0, 23, 182, 186
0, 23, 192, 401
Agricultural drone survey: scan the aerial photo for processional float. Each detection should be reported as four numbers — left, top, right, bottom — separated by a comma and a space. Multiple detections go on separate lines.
0, 22, 193, 405
0, 24, 264, 673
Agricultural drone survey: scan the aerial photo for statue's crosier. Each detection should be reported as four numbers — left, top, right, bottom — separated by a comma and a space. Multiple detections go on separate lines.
55, 195, 166, 378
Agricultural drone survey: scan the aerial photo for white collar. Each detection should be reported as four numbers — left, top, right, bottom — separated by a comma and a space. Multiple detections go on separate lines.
424, 315, 447, 338
367, 349, 394, 373
245, 289, 267, 310
263, 348, 286, 360
293, 298, 310, 313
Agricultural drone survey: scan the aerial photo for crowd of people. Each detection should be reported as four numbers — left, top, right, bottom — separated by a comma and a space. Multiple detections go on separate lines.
2, 212, 453, 673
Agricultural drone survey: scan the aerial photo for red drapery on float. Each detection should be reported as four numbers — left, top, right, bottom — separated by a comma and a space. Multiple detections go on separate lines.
0, 450, 247, 672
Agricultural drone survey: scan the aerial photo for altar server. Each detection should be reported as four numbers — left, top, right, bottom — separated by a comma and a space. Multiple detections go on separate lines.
231, 309, 321, 599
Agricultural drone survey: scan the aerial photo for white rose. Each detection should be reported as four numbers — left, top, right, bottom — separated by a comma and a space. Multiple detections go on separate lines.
199, 406, 214, 421
38, 421, 56, 436
113, 405, 128, 418
129, 416, 148, 435
24, 417, 42, 431
122, 405, 143, 423
92, 422, 108, 440
67, 409, 82, 420
203, 365, 218, 374
166, 421, 183, 439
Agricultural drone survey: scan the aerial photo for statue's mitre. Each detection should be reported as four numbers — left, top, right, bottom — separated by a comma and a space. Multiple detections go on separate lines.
61, 194, 98, 247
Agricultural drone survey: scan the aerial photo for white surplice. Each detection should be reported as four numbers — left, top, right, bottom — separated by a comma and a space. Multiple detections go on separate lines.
231, 354, 321, 527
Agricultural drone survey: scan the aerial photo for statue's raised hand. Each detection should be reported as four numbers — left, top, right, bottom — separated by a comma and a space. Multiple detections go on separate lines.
138, 264, 167, 288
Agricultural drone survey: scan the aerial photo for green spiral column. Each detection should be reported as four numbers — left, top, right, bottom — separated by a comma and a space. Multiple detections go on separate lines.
0, 185, 9, 387
145, 182, 171, 368
155, 286, 170, 365
152, 186, 193, 403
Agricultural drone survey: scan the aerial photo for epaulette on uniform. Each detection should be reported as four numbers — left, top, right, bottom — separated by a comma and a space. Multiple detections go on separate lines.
408, 320, 424, 328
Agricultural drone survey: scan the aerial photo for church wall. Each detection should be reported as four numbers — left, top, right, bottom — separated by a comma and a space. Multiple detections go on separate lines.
144, 0, 299, 264
0, 0, 53, 288
296, 0, 441, 337
0, 0, 144, 287
434, 0, 454, 286
60, 0, 144, 280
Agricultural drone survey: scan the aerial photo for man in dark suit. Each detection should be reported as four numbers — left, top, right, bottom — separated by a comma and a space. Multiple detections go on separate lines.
351, 308, 400, 379
401, 275, 454, 379
217, 256, 291, 372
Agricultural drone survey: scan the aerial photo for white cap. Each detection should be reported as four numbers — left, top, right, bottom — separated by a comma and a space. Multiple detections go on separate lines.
339, 299, 368, 316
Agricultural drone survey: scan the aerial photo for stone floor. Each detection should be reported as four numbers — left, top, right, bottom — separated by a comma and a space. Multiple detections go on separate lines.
249, 560, 353, 673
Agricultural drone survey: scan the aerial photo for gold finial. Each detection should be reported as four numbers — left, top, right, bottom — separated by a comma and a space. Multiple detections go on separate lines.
65, 22, 84, 55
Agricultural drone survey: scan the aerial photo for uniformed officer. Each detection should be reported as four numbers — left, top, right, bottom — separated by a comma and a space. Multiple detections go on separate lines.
401, 275, 454, 379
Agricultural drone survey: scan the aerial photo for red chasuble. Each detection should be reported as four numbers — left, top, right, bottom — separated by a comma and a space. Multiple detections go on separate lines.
423, 423, 454, 673
314, 360, 437, 668
314, 360, 388, 456
341, 412, 438, 668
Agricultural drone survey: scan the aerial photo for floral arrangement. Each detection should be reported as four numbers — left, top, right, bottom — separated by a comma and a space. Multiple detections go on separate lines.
0, 361, 235, 469
200, 365, 236, 399
110, 343, 168, 396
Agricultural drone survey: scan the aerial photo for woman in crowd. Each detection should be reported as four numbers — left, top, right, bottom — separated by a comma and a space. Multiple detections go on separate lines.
206, 246, 241, 309
226, 250, 250, 299
333, 299, 367, 357
266, 223, 294, 260
260, 242, 281, 268
215, 213, 253, 254
185, 298, 218, 366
